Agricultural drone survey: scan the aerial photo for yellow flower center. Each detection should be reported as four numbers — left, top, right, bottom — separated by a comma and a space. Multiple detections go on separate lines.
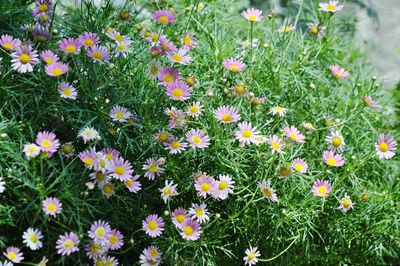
274, 106, 283, 111
96, 172, 106, 181
147, 164, 158, 173
326, 158, 337, 166
242, 130, 252, 138
45, 57, 53, 64
176, 214, 185, 223
3, 43, 14, 50
115, 112, 124, 119
228, 65, 238, 72
183, 35, 191, 45
96, 261, 105, 266
151, 34, 159, 43
189, 106, 199, 113
379, 142, 388, 152
310, 27, 319, 34
63, 144, 73, 154
124, 179, 133, 187
91, 244, 100, 253
318, 186, 327, 195
192, 136, 202, 145
248, 15, 257, 21
172, 54, 182, 62
183, 225, 193, 236
332, 137, 342, 147
342, 198, 351, 208
92, 51, 103, 60
201, 182, 211, 192
271, 142, 280, 150
62, 88, 72, 96
159, 132, 169, 141
172, 89, 183, 98
164, 74, 174, 83
8, 252, 17, 261
148, 221, 157, 231
150, 65, 158, 75
163, 187, 171, 195
289, 133, 297, 141
114, 35, 124, 42
235, 85, 246, 94
41, 139, 52, 148
47, 203, 57, 212
109, 235, 118, 245
115, 166, 125, 176
64, 239, 74, 249
84, 39, 94, 47
282, 26, 292, 33
150, 249, 158, 257
30, 234, 38, 242
52, 68, 63, 76
279, 167, 290, 177
218, 181, 227, 190
221, 114, 232, 122
95, 227, 105, 237
28, 146, 37, 153
248, 252, 255, 260
263, 188, 272, 197
20, 53, 31, 64
195, 208, 204, 216
158, 16, 169, 24
295, 164, 303, 172
83, 157, 93, 166
103, 184, 113, 193
105, 154, 113, 160
171, 141, 180, 149
327, 4, 336, 11
38, 4, 49, 12
65, 45, 76, 53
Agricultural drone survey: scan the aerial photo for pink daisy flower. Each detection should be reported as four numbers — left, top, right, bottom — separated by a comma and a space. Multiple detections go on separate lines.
79, 150, 96, 169
157, 66, 180, 84
186, 102, 203, 118
165, 137, 188, 154
59, 38, 81, 54
241, 8, 263, 22
182, 32, 197, 49
159, 36, 178, 54
168, 49, 191, 65
375, 134, 397, 159
45, 62, 69, 77
153, 9, 176, 25
10, 45, 39, 73
142, 214, 164, 238
42, 197, 62, 217
212, 174, 235, 200
258, 180, 278, 202
234, 122, 260, 145
165, 80, 192, 101
319, 1, 344, 12
109, 106, 133, 122
244, 246, 260, 266
186, 129, 211, 149
88, 45, 111, 63
56, 232, 80, 256
58, 82, 77, 99
40, 49, 59, 64
312, 180, 332, 197
214, 105, 241, 123
268, 135, 284, 154
32, 0, 53, 16
284, 126, 306, 143
88, 220, 111, 245
148, 45, 164, 57
102, 148, 120, 161
142, 158, 165, 180
323, 150, 345, 167
180, 219, 201, 241
189, 203, 209, 224
0, 34, 21, 51
292, 158, 308, 173
109, 156, 134, 181
172, 207, 189, 229
124, 174, 142, 193
195, 175, 216, 198
160, 180, 178, 203
4, 246, 24, 263
329, 64, 349, 79
143, 245, 162, 262
223, 58, 245, 73
106, 29, 130, 44
85, 241, 107, 260
325, 130, 345, 152
79, 32, 100, 48
35, 131, 60, 154
107, 229, 124, 250
363, 95, 380, 108
166, 108, 188, 129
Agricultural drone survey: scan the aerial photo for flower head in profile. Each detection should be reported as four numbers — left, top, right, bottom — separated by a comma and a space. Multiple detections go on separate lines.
325, 130, 345, 152
243, 246, 260, 265
78, 127, 99, 143
258, 180, 278, 202
79, 32, 100, 48
292, 158, 308, 173
142, 214, 164, 238
323, 150, 345, 167
312, 180, 332, 197
23, 143, 41, 159
307, 23, 325, 38
0, 34, 21, 51
241, 8, 263, 22
168, 49, 191, 65
223, 58, 245, 73
4, 246, 24, 263
23, 228, 43, 251
45, 62, 69, 77
11, 45, 39, 73
36, 131, 60, 154
59, 38, 81, 54
186, 128, 211, 149
88, 45, 111, 63
182, 32, 197, 49
338, 194, 354, 213
166, 80, 192, 101
160, 180, 178, 203
284, 126, 305, 143
42, 197, 62, 217
362, 95, 380, 108
319, 1, 344, 13
179, 219, 201, 241
329, 65, 349, 79
278, 24, 295, 33
235, 122, 260, 145
58, 82, 77, 99
269, 106, 287, 117
189, 203, 210, 224
153, 9, 176, 25
375, 134, 397, 159
214, 105, 241, 124
56, 232, 80, 256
